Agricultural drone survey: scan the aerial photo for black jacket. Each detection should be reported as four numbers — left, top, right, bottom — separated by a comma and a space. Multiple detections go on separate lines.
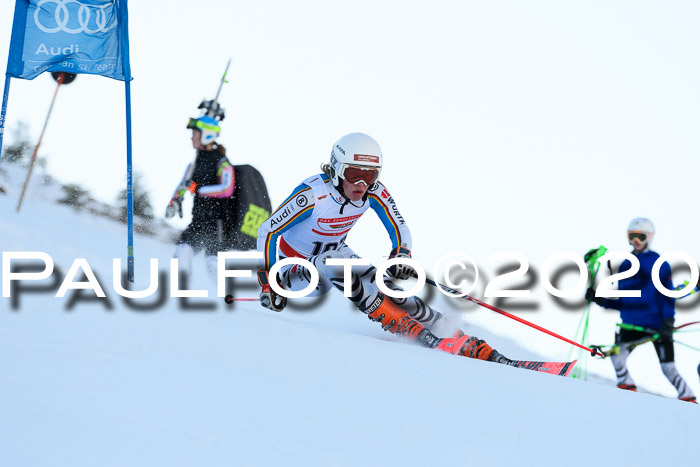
190, 149, 233, 222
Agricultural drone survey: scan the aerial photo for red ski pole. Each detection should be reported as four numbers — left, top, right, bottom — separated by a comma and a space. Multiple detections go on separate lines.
676, 321, 700, 331
422, 276, 604, 357
224, 295, 259, 304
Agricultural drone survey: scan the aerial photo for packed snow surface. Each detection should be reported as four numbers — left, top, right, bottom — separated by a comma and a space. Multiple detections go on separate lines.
2, 164, 699, 467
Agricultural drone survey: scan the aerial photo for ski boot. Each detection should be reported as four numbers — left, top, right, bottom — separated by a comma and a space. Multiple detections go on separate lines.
363, 293, 440, 348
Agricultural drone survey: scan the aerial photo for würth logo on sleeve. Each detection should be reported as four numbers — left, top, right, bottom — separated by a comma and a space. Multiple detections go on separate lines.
354, 154, 380, 164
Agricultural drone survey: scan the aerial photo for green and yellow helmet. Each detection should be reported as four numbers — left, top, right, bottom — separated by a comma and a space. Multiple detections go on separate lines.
187, 115, 221, 145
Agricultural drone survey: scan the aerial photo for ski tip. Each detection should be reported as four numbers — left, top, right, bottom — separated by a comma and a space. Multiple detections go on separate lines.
562, 360, 578, 377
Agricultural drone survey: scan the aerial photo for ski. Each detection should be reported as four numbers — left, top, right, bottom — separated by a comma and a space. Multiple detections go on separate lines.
507, 359, 577, 377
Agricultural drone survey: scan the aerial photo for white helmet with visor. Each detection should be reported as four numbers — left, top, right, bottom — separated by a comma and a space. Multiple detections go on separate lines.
627, 217, 655, 250
329, 133, 382, 187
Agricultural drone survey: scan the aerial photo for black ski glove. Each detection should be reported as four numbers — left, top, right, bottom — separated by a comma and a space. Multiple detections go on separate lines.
257, 269, 287, 312
659, 317, 675, 342
583, 248, 600, 263
584, 247, 613, 274
387, 246, 415, 280
585, 287, 605, 306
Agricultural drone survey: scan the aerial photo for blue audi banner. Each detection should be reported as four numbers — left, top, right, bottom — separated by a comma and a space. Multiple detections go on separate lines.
6, 0, 131, 81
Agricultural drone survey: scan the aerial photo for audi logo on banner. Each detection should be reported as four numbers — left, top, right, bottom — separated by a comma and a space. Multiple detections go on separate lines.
33, 0, 117, 35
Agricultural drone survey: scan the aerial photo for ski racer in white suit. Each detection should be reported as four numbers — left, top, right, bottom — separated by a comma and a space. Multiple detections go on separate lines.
256, 133, 511, 362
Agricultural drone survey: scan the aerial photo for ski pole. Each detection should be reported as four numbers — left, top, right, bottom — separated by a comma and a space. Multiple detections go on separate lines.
676, 321, 700, 330
224, 295, 259, 304
17, 72, 68, 212
674, 340, 700, 352
596, 334, 659, 357
420, 275, 604, 357
617, 321, 700, 333
592, 321, 700, 357
571, 245, 608, 377
617, 322, 657, 334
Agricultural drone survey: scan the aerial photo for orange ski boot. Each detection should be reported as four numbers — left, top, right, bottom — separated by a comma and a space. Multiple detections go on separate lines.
364, 293, 439, 348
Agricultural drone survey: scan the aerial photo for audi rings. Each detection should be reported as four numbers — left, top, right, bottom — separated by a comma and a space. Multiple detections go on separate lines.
33, 0, 116, 35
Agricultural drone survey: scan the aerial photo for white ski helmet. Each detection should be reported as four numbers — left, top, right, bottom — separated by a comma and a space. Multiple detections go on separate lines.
187, 115, 221, 146
329, 133, 383, 186
627, 217, 655, 249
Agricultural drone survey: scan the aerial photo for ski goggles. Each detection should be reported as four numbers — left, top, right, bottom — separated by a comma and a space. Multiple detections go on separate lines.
339, 164, 380, 185
186, 118, 221, 133
628, 231, 647, 242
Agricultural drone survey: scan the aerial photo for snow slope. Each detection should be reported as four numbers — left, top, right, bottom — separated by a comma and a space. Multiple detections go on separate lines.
1, 165, 700, 467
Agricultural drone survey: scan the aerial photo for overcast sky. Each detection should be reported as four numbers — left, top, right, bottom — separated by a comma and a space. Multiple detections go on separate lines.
2, 1, 700, 283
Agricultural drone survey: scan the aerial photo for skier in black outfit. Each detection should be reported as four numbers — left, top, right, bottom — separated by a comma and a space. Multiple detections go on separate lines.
166, 115, 235, 279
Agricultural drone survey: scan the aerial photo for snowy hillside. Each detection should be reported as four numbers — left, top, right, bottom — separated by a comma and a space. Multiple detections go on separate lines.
1, 165, 700, 467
